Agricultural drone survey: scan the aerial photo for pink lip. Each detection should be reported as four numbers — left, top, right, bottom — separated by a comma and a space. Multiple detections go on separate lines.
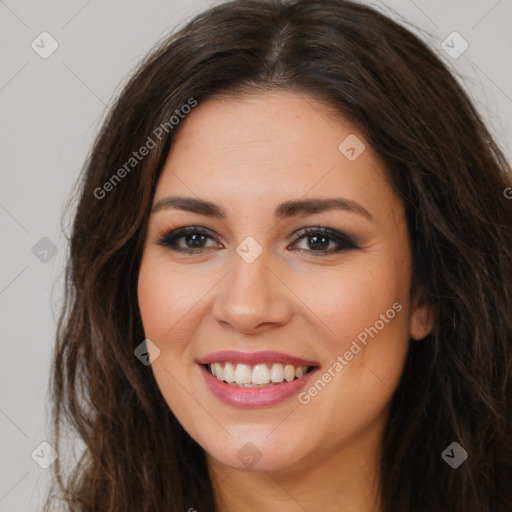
196, 350, 319, 367
198, 364, 320, 409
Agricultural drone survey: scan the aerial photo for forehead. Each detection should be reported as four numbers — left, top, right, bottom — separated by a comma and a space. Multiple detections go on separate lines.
153, 91, 400, 224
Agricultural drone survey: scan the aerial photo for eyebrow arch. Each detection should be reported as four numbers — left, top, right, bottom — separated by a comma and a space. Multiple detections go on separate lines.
151, 196, 374, 221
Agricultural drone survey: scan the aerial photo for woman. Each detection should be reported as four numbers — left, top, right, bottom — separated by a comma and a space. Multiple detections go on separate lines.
45, 0, 512, 510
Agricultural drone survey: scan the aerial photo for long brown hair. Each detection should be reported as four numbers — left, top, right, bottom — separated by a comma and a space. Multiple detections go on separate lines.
45, 0, 512, 510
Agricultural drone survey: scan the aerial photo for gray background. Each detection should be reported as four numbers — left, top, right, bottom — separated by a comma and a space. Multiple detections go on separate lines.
0, 1, 511, 510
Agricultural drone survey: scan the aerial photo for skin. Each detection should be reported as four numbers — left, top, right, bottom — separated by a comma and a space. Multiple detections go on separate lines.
137, 90, 434, 512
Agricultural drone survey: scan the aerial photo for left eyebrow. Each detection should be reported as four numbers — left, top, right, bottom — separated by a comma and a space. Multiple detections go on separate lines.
275, 197, 374, 221
151, 196, 374, 222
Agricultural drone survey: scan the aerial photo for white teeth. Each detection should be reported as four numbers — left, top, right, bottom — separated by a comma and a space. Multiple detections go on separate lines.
223, 362, 236, 383
234, 363, 252, 385
284, 364, 295, 382
252, 364, 270, 385
270, 363, 285, 383
214, 363, 223, 381
208, 362, 311, 386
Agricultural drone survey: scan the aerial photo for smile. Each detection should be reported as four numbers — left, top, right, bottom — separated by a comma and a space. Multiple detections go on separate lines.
197, 350, 320, 408
206, 362, 315, 387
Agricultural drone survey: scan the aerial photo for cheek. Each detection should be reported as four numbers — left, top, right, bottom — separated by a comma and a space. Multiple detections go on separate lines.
296, 256, 411, 434
137, 262, 171, 339
301, 253, 410, 353
137, 256, 206, 342
137, 256, 204, 424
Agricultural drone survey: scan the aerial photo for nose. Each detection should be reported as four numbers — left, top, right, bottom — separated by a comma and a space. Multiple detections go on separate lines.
212, 250, 293, 334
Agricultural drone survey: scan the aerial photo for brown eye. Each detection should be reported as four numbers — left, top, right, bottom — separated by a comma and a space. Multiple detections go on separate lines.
290, 227, 360, 255
156, 227, 221, 253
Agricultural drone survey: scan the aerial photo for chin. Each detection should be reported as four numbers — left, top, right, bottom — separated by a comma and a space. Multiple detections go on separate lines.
202, 428, 313, 473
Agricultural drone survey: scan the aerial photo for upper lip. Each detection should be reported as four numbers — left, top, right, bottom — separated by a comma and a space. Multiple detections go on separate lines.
196, 350, 319, 367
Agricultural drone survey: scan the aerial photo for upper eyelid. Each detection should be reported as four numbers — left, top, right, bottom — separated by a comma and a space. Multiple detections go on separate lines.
158, 225, 343, 241
156, 225, 358, 250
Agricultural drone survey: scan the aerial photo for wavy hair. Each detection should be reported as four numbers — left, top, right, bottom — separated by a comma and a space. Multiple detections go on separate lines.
44, 0, 512, 510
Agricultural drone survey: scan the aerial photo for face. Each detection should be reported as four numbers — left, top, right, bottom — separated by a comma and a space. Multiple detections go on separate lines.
137, 90, 433, 474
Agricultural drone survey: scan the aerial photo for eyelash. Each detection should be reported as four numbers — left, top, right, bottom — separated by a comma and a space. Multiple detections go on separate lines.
155, 226, 360, 256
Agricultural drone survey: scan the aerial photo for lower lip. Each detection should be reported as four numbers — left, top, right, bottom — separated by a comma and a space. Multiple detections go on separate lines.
199, 365, 319, 408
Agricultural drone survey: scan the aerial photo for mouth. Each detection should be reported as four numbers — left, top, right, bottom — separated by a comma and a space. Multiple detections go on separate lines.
202, 362, 317, 387
196, 350, 320, 408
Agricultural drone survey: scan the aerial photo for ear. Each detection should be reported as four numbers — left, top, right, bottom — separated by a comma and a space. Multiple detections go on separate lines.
410, 291, 434, 340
